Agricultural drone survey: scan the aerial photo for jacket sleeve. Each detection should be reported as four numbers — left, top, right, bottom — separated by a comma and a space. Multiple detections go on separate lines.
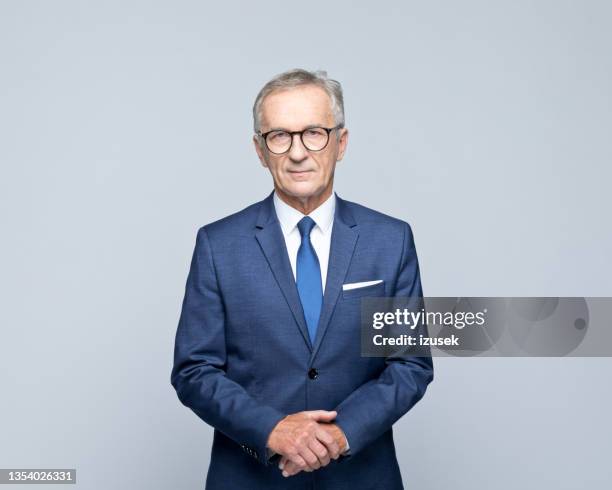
170, 227, 286, 466
333, 222, 434, 457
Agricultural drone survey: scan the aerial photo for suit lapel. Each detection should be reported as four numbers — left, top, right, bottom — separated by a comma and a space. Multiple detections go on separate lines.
254, 192, 313, 351
310, 195, 359, 361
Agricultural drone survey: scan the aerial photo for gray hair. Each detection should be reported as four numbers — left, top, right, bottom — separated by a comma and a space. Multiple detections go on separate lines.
252, 68, 345, 134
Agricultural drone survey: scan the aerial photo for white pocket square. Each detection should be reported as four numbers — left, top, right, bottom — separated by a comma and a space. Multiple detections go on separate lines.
342, 280, 383, 291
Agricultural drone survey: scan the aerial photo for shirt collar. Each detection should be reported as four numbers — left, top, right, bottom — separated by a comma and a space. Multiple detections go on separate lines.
273, 190, 336, 236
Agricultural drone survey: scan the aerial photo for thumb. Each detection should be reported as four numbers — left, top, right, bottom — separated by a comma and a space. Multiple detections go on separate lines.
306, 410, 337, 421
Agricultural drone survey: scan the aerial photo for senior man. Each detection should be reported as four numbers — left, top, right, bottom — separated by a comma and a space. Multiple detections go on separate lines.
171, 68, 434, 489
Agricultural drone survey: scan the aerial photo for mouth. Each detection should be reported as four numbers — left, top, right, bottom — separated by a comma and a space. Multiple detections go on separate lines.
286, 169, 314, 181
288, 169, 313, 174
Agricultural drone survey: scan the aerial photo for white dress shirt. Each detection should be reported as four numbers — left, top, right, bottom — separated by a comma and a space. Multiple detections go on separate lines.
273, 190, 335, 293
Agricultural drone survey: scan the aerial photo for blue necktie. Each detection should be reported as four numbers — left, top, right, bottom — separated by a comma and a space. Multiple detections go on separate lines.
296, 216, 323, 344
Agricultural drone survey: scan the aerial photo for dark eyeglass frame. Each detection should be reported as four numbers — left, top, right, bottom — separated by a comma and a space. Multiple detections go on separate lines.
257, 124, 343, 154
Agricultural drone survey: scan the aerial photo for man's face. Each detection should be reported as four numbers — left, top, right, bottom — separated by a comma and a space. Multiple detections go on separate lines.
253, 85, 348, 209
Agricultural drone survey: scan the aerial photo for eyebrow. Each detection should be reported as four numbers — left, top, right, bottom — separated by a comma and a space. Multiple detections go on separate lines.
266, 123, 327, 133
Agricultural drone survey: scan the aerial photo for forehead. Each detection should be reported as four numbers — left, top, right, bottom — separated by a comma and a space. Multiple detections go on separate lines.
260, 85, 334, 130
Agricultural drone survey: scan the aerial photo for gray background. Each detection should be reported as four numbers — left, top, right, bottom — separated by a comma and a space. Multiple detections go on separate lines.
1, 0, 610, 488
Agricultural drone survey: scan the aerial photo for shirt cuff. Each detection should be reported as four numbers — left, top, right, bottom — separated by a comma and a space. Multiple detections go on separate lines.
342, 434, 350, 455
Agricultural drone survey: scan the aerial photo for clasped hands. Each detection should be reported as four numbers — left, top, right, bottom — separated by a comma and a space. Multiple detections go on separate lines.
267, 410, 347, 478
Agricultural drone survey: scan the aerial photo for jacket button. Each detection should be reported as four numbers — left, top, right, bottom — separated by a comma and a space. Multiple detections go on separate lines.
308, 368, 318, 380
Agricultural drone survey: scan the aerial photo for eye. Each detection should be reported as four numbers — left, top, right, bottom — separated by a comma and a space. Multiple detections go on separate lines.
305, 128, 325, 137
268, 131, 290, 142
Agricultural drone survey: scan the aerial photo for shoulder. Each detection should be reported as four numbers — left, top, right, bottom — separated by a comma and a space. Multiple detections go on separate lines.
338, 196, 414, 236
195, 197, 266, 245
339, 197, 419, 262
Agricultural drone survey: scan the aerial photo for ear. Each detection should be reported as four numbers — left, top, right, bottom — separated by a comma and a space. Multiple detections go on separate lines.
336, 128, 349, 162
253, 135, 268, 168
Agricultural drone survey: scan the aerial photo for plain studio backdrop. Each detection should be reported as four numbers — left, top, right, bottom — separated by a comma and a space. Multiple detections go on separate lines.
1, 1, 611, 488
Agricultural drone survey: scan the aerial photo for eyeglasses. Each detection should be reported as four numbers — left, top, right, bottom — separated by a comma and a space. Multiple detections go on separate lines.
257, 124, 342, 154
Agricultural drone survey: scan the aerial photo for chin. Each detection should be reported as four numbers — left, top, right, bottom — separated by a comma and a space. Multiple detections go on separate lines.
281, 182, 322, 199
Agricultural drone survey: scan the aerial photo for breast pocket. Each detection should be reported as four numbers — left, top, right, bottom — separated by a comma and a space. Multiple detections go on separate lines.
341, 280, 386, 299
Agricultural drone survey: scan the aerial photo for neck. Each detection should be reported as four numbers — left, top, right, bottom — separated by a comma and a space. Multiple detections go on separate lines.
275, 186, 333, 215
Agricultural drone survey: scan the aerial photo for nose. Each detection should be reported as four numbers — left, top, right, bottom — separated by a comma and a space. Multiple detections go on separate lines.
288, 133, 308, 162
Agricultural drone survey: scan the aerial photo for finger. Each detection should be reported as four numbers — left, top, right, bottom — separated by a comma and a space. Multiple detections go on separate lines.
298, 446, 321, 470
305, 410, 337, 422
285, 453, 308, 473
282, 460, 302, 477
279, 455, 300, 472
308, 438, 330, 467
281, 460, 292, 476
316, 426, 340, 459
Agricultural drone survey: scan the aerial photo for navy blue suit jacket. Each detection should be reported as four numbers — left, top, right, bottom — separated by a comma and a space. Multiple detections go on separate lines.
171, 192, 434, 489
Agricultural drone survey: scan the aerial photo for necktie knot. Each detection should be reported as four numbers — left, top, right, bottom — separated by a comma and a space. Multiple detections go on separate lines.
297, 216, 316, 239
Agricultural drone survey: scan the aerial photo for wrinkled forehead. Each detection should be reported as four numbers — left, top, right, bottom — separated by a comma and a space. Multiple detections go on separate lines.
260, 85, 335, 131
